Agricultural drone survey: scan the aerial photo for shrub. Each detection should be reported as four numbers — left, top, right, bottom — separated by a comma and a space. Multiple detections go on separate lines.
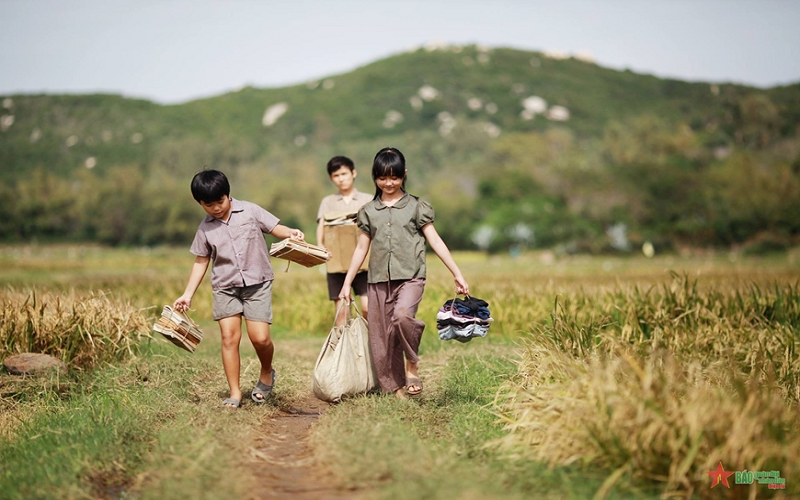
0, 288, 150, 370
494, 275, 800, 498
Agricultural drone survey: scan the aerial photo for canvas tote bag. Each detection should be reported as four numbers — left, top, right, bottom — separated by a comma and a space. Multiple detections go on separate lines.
312, 301, 378, 403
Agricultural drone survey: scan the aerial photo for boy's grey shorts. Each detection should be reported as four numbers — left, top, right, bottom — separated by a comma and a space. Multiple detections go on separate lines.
212, 280, 273, 323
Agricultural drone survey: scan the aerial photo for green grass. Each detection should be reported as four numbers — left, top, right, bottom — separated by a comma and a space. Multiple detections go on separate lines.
310, 345, 656, 499
0, 341, 248, 500
1, 244, 800, 499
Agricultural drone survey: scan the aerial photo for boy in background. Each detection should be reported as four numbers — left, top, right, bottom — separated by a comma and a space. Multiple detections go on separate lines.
173, 169, 304, 408
316, 156, 372, 325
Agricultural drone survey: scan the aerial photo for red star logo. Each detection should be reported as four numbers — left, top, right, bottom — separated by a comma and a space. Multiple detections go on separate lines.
707, 461, 735, 488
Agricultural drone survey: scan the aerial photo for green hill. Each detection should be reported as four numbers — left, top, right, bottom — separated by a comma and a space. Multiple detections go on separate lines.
1, 45, 799, 251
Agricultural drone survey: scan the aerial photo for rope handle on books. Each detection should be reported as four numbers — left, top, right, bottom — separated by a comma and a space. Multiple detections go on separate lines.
279, 239, 321, 273
165, 304, 200, 328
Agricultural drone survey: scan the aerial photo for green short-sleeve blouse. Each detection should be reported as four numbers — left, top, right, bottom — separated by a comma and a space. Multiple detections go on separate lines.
356, 193, 435, 283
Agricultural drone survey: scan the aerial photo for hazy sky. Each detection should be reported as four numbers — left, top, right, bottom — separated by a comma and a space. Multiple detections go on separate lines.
2, 0, 799, 104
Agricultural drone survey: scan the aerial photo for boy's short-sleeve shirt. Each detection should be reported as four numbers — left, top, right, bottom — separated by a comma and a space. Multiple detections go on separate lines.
316, 189, 373, 221
189, 198, 279, 290
356, 193, 434, 283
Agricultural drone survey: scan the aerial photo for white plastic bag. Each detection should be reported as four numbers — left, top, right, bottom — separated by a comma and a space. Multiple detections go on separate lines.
312, 301, 378, 403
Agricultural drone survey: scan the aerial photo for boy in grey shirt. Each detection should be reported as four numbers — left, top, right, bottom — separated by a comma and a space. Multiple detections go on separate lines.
316, 156, 372, 325
174, 169, 304, 408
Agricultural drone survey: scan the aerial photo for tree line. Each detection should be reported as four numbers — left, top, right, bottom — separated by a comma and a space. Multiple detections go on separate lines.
1, 111, 797, 255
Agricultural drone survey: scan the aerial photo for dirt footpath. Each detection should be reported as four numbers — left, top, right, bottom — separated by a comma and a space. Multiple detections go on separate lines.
244, 394, 366, 500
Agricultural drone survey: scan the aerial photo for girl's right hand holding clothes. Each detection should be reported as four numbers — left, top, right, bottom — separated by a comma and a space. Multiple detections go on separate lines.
454, 275, 469, 296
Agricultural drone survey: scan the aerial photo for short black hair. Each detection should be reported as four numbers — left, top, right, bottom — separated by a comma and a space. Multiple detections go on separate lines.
190, 170, 230, 203
326, 156, 355, 176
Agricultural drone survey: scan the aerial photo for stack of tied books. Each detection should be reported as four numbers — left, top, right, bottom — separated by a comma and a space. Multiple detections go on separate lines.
153, 305, 203, 353
269, 239, 328, 268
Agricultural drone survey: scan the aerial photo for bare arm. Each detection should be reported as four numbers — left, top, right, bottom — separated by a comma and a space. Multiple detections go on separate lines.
422, 223, 469, 295
173, 255, 211, 312
316, 218, 325, 247
315, 219, 334, 260
271, 224, 304, 241
337, 231, 372, 303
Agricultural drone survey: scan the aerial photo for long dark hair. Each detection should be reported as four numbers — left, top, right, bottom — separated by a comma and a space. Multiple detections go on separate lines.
371, 147, 406, 199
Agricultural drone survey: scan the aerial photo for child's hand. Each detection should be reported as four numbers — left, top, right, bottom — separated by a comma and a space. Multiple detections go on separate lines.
173, 296, 191, 313
290, 229, 305, 240
454, 276, 470, 296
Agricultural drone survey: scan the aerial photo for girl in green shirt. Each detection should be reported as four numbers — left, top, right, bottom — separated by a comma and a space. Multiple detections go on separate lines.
338, 147, 469, 398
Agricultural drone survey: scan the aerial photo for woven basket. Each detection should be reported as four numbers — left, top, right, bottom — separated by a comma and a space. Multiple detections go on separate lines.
153, 305, 203, 353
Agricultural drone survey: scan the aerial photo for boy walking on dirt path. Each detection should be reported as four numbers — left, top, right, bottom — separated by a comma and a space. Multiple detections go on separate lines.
173, 169, 305, 408
316, 156, 372, 326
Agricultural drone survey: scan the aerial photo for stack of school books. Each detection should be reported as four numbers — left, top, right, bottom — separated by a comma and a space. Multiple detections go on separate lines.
153, 305, 203, 353
269, 239, 328, 268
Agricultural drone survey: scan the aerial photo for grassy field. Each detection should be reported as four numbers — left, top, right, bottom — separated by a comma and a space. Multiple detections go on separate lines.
1, 244, 799, 499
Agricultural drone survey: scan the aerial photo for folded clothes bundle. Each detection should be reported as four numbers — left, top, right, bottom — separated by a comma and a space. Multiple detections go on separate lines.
436, 296, 492, 343
442, 296, 491, 319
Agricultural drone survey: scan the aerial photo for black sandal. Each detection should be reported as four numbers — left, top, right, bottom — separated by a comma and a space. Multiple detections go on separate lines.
251, 369, 276, 403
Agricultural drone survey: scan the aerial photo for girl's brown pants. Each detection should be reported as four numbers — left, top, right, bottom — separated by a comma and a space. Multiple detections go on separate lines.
366, 277, 426, 393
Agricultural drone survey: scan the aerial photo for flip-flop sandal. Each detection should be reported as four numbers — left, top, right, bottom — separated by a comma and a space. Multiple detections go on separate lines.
251, 369, 276, 403
406, 376, 423, 396
221, 397, 241, 408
